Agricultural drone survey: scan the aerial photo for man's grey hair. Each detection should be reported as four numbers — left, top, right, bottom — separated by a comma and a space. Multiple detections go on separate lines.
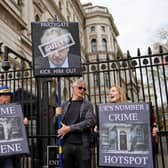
41, 27, 69, 44
72, 78, 87, 87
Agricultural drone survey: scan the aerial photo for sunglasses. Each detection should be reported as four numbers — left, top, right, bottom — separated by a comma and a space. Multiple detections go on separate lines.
78, 86, 87, 91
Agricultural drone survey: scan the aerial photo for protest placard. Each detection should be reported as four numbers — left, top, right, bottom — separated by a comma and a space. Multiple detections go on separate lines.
0, 103, 29, 157
97, 102, 154, 168
31, 21, 81, 77
47, 146, 59, 168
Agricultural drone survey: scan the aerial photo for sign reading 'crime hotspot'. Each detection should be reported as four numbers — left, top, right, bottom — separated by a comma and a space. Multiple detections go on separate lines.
97, 102, 154, 168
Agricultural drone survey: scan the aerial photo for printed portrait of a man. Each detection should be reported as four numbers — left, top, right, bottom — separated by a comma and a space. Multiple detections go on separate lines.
31, 22, 81, 77
38, 27, 80, 68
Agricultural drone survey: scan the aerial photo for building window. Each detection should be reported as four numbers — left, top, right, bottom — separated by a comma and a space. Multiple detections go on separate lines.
94, 72, 100, 87
54, 15, 58, 21
67, 15, 70, 21
12, 0, 21, 5
66, 1, 69, 9
102, 127, 109, 145
104, 72, 110, 88
0, 124, 5, 140
91, 39, 97, 53
73, 14, 75, 22
35, 14, 40, 21
48, 18, 53, 22
102, 38, 107, 52
90, 26, 95, 32
101, 26, 105, 32
59, 1, 62, 10
136, 127, 144, 143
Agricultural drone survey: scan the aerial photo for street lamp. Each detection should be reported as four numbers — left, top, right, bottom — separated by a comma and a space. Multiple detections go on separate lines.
1, 45, 31, 71
1, 60, 11, 71
0, 43, 10, 71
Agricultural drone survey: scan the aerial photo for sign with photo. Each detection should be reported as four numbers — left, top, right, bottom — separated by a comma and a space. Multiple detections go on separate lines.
31, 21, 81, 77
47, 146, 59, 168
97, 102, 154, 168
0, 103, 29, 157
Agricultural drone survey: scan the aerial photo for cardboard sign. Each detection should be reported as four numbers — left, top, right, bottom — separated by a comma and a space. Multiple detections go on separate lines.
31, 21, 81, 77
0, 103, 29, 157
47, 146, 59, 168
97, 102, 154, 168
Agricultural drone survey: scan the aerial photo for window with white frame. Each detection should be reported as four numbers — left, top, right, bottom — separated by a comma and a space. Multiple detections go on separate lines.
102, 38, 107, 52
104, 72, 110, 88
90, 26, 95, 32
91, 39, 97, 53
136, 127, 144, 143
94, 72, 100, 87
101, 26, 105, 32
59, 1, 62, 10
35, 14, 40, 21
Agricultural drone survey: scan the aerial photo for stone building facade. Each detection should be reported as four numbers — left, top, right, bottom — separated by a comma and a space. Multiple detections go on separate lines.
0, 0, 121, 69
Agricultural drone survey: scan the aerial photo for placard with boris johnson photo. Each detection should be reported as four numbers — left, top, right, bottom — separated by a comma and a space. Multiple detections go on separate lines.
31, 21, 81, 77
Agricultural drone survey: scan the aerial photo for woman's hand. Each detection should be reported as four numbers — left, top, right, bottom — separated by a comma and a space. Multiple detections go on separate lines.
23, 117, 28, 126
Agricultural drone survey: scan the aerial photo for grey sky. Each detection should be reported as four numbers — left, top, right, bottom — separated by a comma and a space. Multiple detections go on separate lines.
80, 0, 168, 55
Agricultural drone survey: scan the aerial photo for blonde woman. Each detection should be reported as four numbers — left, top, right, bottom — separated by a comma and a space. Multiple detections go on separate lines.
109, 85, 158, 167
94, 85, 127, 133
109, 85, 127, 103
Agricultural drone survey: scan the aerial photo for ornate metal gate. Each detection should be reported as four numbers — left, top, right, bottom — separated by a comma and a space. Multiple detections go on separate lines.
0, 47, 167, 168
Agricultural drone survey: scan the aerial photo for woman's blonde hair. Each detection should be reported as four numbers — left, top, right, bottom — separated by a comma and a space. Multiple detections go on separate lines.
110, 85, 127, 103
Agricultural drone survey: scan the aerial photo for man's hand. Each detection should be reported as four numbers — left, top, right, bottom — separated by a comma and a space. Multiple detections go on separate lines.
55, 107, 62, 117
57, 123, 71, 139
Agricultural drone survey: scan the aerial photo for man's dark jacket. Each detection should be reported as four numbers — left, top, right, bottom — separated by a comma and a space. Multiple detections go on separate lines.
60, 99, 96, 146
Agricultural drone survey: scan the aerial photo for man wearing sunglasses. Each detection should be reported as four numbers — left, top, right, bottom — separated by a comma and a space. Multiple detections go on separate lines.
56, 79, 96, 168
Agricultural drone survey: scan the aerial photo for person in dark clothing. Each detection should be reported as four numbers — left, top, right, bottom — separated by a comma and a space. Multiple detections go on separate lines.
56, 79, 96, 168
0, 86, 28, 168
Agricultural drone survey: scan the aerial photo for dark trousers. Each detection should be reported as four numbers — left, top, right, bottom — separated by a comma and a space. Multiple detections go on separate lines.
63, 143, 91, 168
0, 159, 14, 168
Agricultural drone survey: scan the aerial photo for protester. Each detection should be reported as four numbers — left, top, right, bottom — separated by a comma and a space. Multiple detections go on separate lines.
152, 122, 159, 152
0, 86, 28, 168
94, 85, 127, 136
56, 79, 96, 168
109, 85, 127, 103
151, 106, 159, 167
109, 85, 158, 167
37, 27, 80, 68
